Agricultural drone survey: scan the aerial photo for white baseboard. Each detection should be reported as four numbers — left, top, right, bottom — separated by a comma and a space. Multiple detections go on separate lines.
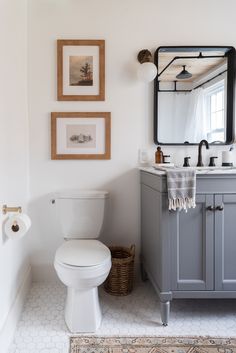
0, 266, 31, 353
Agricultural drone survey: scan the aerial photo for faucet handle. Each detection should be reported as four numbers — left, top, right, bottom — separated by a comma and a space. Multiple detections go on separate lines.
183, 156, 191, 167
209, 156, 218, 167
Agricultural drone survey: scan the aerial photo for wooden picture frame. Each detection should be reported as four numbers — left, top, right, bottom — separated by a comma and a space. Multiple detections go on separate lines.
51, 112, 111, 160
57, 39, 105, 101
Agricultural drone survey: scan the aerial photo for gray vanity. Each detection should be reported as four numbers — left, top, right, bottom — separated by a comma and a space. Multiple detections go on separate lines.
140, 167, 236, 325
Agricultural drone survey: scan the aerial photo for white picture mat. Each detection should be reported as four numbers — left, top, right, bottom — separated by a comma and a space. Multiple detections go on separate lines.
56, 117, 105, 154
63, 46, 99, 96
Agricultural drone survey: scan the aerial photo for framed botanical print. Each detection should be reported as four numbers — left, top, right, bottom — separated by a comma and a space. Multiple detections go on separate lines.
51, 112, 111, 160
57, 40, 105, 101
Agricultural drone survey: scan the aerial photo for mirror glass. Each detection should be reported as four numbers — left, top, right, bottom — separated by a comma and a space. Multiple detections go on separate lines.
154, 46, 235, 145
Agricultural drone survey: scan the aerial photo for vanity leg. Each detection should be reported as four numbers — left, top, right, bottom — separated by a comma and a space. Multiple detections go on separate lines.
160, 301, 170, 326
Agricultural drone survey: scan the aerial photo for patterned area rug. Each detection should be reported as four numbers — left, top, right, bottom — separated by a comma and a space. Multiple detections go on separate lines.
70, 336, 236, 353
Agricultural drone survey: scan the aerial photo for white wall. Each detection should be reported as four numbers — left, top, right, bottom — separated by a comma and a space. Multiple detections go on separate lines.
0, 0, 30, 348
28, 0, 236, 280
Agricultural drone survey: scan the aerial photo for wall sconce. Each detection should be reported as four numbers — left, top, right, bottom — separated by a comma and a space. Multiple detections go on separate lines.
137, 49, 157, 82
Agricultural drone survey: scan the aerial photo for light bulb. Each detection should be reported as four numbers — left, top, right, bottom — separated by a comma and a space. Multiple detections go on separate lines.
137, 62, 157, 83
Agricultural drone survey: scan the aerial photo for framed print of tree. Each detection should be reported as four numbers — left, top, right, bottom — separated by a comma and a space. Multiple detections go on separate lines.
57, 40, 105, 101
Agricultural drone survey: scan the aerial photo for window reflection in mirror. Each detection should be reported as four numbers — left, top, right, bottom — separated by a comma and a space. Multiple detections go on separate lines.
154, 47, 235, 145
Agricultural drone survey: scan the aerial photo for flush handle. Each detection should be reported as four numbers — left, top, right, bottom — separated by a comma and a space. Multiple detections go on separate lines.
206, 206, 215, 211
216, 205, 224, 211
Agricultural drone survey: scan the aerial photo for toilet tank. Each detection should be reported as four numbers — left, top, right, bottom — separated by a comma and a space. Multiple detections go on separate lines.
55, 190, 109, 239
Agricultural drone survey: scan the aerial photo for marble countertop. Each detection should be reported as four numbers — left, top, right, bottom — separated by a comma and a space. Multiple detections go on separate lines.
139, 165, 236, 176
139, 166, 166, 176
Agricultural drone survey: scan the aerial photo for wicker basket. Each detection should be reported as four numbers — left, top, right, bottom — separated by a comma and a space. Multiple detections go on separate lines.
104, 245, 135, 296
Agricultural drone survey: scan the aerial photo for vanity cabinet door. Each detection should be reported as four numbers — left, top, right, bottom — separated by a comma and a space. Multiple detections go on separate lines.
171, 194, 214, 291
215, 194, 236, 291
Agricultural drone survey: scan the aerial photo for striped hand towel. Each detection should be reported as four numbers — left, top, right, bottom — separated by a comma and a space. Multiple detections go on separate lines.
167, 168, 196, 211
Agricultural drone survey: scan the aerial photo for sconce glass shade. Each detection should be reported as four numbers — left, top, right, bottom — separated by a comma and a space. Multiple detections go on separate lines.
137, 62, 157, 83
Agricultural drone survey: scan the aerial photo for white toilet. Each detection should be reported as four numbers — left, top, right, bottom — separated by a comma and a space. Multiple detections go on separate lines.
53, 190, 111, 333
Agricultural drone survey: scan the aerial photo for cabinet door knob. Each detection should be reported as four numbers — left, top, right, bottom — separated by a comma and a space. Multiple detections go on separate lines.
206, 206, 215, 211
216, 205, 224, 211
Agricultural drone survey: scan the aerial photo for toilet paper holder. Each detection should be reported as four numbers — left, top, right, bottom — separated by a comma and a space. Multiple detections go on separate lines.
2, 204, 22, 215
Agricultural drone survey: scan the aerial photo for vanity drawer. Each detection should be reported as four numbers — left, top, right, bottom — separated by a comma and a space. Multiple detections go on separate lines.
196, 175, 236, 194
140, 172, 167, 192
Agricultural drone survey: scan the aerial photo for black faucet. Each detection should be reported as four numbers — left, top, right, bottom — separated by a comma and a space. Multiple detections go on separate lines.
197, 139, 209, 167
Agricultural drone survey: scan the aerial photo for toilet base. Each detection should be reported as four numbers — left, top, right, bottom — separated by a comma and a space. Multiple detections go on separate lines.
65, 286, 102, 333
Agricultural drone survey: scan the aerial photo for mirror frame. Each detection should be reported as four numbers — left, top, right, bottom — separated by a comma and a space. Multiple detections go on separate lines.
154, 46, 236, 145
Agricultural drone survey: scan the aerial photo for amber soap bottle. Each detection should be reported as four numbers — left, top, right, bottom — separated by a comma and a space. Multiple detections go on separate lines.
155, 146, 163, 164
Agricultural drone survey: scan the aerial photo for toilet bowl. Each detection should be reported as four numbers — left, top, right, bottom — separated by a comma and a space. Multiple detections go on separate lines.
53, 190, 111, 333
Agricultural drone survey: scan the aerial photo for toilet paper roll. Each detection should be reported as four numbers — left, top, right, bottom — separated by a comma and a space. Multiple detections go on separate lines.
222, 151, 233, 165
4, 213, 31, 240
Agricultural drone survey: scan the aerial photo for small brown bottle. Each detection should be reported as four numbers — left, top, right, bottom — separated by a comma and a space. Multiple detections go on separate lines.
155, 146, 163, 164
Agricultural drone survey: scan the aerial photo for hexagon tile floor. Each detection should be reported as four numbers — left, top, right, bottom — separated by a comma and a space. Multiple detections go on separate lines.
9, 281, 236, 353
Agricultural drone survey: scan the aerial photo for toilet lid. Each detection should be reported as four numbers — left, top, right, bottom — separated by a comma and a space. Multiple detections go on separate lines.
55, 239, 111, 267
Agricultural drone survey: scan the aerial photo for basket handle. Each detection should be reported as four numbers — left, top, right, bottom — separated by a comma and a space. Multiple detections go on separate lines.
130, 244, 135, 256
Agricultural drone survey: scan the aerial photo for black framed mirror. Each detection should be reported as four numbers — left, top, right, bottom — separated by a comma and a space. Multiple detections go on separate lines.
154, 46, 235, 145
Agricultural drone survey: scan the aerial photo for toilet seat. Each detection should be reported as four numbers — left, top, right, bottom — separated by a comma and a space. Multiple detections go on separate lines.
55, 239, 110, 267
